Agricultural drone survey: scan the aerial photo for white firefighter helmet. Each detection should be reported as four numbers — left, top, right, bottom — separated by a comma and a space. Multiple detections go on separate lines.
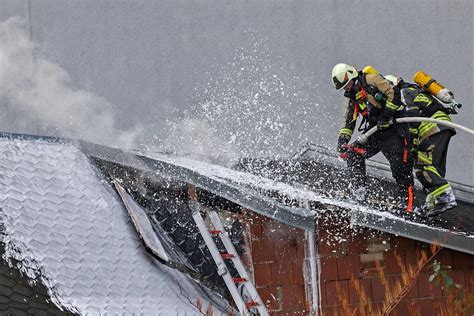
384, 74, 400, 86
331, 63, 358, 90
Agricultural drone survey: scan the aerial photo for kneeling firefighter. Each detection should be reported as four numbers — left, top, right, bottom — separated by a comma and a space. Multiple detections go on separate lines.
384, 72, 458, 216
332, 63, 414, 211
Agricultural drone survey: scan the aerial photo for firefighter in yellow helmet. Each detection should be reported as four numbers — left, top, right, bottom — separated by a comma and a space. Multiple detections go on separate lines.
332, 63, 414, 212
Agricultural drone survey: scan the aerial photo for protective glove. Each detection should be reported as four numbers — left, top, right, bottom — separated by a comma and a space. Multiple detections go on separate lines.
351, 141, 367, 155
337, 135, 350, 159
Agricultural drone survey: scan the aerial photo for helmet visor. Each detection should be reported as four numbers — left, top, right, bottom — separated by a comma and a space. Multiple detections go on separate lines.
332, 73, 349, 90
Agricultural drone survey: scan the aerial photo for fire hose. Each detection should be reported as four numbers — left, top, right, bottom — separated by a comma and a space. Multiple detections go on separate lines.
357, 117, 474, 144
340, 117, 474, 158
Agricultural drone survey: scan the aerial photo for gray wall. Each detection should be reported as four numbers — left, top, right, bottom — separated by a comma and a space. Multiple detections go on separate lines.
0, 0, 472, 185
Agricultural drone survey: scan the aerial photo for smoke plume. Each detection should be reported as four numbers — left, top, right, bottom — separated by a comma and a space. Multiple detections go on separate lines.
0, 17, 140, 148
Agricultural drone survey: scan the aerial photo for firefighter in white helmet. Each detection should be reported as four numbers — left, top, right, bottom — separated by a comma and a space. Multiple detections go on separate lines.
332, 63, 414, 212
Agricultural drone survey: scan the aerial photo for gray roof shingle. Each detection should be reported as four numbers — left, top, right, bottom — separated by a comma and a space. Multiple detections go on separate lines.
0, 135, 228, 314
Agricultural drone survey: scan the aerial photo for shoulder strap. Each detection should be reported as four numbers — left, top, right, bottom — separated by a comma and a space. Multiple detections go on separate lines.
359, 73, 379, 97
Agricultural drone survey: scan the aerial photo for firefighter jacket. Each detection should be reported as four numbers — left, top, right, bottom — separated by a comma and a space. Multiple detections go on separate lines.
401, 85, 456, 144
339, 73, 404, 141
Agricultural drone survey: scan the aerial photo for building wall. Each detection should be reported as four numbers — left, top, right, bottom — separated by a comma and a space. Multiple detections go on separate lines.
246, 212, 309, 315
318, 218, 474, 315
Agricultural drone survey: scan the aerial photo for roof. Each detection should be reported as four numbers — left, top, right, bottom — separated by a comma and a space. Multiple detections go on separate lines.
81, 137, 474, 255
80, 136, 474, 255
0, 131, 471, 314
238, 156, 474, 254
0, 133, 229, 314
80, 140, 316, 230
0, 244, 70, 315
293, 143, 474, 204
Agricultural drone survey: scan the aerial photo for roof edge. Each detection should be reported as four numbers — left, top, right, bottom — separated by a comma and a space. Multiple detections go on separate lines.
351, 211, 473, 255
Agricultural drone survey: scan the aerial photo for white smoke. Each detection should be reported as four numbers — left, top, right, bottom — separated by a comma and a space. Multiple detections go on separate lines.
0, 17, 141, 148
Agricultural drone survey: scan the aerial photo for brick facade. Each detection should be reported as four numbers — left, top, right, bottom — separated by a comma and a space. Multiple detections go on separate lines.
318, 217, 474, 315
246, 213, 309, 315
245, 212, 473, 315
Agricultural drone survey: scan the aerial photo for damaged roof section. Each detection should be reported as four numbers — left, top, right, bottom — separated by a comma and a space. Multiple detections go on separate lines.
81, 140, 316, 231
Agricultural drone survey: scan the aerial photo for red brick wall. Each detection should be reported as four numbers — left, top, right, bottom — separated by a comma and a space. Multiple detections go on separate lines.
318, 220, 474, 316
247, 213, 309, 315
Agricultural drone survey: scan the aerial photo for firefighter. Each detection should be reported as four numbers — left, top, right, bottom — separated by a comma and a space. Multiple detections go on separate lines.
384, 76, 457, 215
332, 63, 414, 211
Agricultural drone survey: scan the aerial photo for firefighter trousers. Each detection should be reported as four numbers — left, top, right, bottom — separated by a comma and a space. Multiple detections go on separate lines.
347, 127, 414, 202
414, 130, 455, 198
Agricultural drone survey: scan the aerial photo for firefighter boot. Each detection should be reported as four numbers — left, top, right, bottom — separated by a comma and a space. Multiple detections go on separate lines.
424, 188, 457, 217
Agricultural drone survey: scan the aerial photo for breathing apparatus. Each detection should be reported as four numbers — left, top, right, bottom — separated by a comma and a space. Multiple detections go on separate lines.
413, 71, 462, 114
362, 66, 462, 114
